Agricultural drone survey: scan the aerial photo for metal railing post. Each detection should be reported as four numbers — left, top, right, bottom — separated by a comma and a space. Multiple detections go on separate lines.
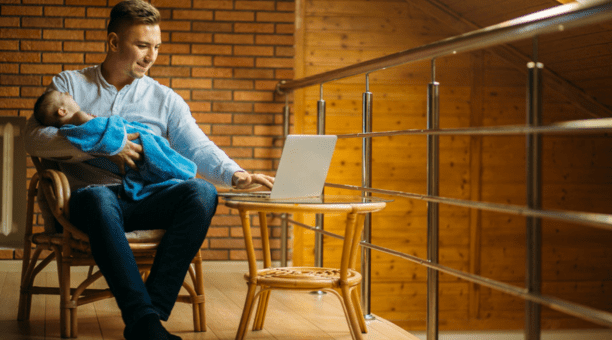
281, 95, 290, 267
427, 59, 440, 340
525, 37, 543, 340
361, 73, 374, 319
315, 84, 326, 269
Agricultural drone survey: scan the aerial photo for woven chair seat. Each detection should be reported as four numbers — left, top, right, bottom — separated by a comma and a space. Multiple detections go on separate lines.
248, 266, 362, 289
30, 229, 166, 254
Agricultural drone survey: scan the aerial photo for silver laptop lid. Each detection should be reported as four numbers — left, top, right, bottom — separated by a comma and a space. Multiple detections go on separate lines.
269, 134, 337, 199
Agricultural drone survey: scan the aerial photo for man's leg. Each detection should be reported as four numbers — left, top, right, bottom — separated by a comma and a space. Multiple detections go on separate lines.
123, 178, 217, 321
69, 185, 158, 327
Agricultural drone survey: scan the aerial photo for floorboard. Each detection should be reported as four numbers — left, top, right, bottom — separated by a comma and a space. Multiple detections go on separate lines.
0, 261, 420, 340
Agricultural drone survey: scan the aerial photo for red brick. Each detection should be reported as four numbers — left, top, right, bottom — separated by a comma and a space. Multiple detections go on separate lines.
0, 17, 19, 27
0, 64, 18, 73
234, 22, 274, 34
160, 20, 191, 32
171, 32, 212, 43
159, 43, 190, 54
45, 6, 85, 17
214, 56, 253, 68
85, 53, 106, 64
257, 12, 294, 23
255, 34, 293, 45
43, 53, 83, 64
172, 9, 213, 21
276, 23, 294, 34
275, 46, 294, 57
0, 40, 18, 50
189, 102, 212, 113
234, 68, 274, 79
1, 5, 42, 16
149, 66, 191, 78
191, 44, 232, 55
275, 69, 294, 79
233, 136, 273, 147
20, 86, 45, 97
192, 90, 232, 101
0, 86, 19, 96
206, 226, 230, 237
192, 22, 233, 33
236, 158, 273, 169
171, 78, 212, 89
208, 135, 230, 146
210, 238, 253, 249
233, 113, 274, 124
0, 51, 40, 63
212, 124, 253, 135
64, 41, 106, 52
214, 33, 253, 45
234, 91, 273, 102
24, 0, 63, 4
254, 125, 283, 136
254, 103, 285, 113
151, 0, 192, 8
192, 112, 232, 124
234, 45, 273, 56
65, 0, 106, 5
85, 30, 107, 41
43, 29, 84, 40
21, 40, 61, 51
212, 102, 252, 113
276, 2, 295, 12
87, 7, 111, 18
21, 64, 63, 74
223, 147, 253, 158
255, 80, 279, 91
193, 0, 233, 10
192, 67, 233, 78
0, 28, 41, 39
171, 55, 212, 66
200, 249, 229, 260
0, 97, 36, 108
254, 146, 282, 158
215, 11, 254, 22
22, 17, 63, 28
154, 54, 170, 65
256, 57, 293, 68
174, 89, 190, 100
65, 18, 106, 29
236, 1, 274, 11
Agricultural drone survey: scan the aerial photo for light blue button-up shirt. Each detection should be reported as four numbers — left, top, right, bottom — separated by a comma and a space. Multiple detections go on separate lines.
25, 65, 243, 189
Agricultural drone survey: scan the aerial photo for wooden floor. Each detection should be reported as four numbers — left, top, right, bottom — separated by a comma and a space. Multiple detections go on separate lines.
0, 261, 418, 340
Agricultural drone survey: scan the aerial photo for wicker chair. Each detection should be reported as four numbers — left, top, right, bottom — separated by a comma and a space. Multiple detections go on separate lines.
18, 157, 206, 338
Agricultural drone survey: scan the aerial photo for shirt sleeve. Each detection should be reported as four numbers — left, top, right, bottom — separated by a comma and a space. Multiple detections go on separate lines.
24, 74, 95, 162
165, 93, 243, 187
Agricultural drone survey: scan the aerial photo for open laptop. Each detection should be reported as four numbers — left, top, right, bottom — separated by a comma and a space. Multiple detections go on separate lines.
219, 134, 337, 200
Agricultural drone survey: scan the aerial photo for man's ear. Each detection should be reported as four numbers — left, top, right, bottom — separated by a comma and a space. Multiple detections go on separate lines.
108, 32, 119, 52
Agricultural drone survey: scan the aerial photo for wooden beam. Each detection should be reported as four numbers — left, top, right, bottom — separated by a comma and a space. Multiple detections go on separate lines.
409, 0, 612, 118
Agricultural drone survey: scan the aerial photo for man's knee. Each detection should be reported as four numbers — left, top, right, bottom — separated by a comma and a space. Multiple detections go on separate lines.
180, 178, 218, 221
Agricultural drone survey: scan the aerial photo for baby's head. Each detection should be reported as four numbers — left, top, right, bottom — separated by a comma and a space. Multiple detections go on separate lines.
34, 90, 82, 128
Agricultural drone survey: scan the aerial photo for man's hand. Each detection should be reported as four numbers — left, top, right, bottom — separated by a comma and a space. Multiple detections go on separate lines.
105, 132, 143, 175
232, 171, 274, 190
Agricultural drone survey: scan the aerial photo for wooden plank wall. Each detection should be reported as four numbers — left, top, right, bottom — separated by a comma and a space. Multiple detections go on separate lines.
291, 0, 612, 332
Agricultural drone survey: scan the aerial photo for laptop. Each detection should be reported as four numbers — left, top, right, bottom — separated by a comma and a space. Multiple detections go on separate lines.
219, 134, 337, 200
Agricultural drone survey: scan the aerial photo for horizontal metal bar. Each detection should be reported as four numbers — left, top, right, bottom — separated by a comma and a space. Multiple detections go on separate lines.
324, 183, 612, 232
337, 117, 612, 139
281, 215, 612, 328
278, 0, 612, 93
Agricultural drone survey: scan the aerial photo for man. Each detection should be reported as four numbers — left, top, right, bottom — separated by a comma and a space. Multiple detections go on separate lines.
24, 1, 273, 339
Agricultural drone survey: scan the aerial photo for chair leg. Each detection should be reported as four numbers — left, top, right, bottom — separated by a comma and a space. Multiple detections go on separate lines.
351, 288, 368, 333
18, 247, 43, 321
235, 282, 258, 340
58, 255, 73, 338
252, 288, 270, 331
193, 255, 206, 332
341, 285, 363, 340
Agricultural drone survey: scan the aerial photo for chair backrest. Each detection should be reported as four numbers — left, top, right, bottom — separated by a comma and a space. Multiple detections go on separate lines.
31, 157, 65, 234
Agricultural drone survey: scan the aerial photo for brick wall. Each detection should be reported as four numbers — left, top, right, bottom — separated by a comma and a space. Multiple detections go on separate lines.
0, 0, 295, 261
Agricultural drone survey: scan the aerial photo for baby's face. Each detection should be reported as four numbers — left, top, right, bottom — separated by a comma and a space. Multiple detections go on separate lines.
49, 91, 81, 116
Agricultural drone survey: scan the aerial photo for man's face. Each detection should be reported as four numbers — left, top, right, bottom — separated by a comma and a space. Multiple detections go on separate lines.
113, 24, 161, 80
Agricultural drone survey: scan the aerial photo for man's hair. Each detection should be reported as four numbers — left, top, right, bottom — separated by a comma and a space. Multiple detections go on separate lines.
33, 91, 60, 128
107, 0, 161, 35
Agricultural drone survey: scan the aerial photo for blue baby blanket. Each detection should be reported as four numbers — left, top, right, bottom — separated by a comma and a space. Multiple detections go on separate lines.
59, 116, 197, 200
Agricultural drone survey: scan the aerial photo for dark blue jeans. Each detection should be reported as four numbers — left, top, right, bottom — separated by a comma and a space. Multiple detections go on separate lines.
69, 178, 217, 328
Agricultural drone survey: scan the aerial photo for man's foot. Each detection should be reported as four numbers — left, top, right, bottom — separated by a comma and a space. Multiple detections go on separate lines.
124, 313, 182, 340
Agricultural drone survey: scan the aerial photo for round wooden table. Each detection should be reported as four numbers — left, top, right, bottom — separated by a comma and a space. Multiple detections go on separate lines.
223, 195, 387, 340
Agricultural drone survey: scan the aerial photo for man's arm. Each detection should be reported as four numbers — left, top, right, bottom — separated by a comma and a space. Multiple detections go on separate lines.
24, 114, 94, 162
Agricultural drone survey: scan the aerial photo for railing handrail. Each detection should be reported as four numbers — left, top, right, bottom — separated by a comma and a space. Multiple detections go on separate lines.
277, 0, 612, 93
